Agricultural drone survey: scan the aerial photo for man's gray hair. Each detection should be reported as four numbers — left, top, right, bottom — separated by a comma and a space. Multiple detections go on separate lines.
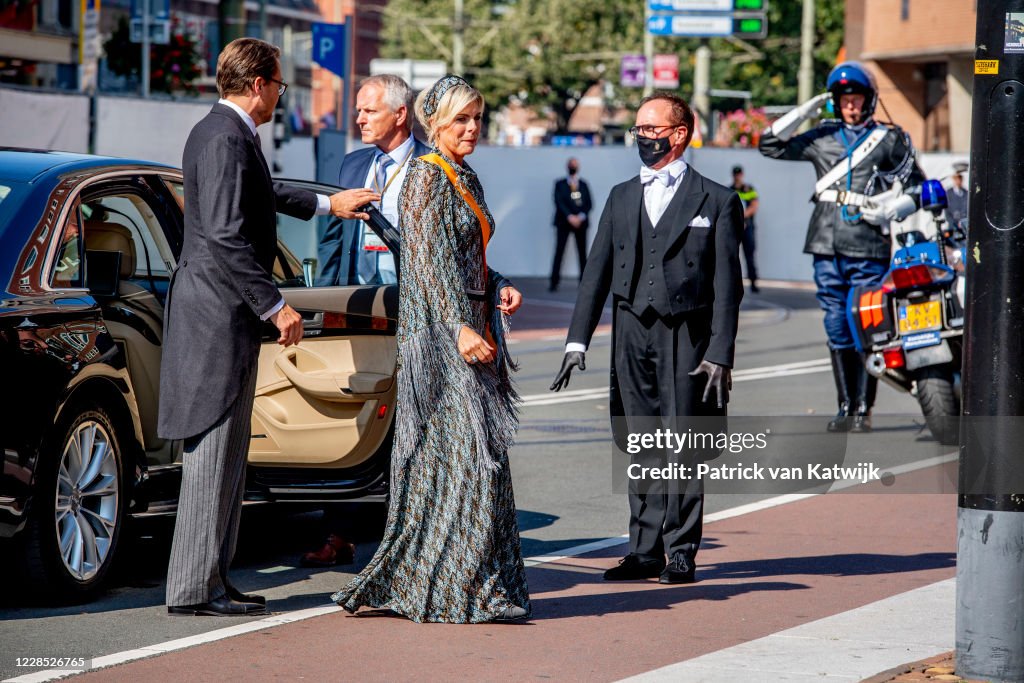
360, 74, 414, 130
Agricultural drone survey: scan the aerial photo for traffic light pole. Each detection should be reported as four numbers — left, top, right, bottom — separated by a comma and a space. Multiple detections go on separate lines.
957, 1, 1024, 680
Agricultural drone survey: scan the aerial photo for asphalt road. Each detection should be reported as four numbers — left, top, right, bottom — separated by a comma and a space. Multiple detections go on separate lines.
0, 280, 947, 681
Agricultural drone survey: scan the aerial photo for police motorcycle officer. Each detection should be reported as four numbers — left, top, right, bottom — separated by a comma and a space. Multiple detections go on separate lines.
759, 62, 926, 433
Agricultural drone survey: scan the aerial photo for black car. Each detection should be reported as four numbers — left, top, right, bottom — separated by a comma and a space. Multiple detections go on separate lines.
0, 149, 399, 599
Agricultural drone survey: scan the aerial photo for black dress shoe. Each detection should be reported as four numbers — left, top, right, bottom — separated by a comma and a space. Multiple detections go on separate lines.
225, 583, 266, 606
491, 606, 529, 622
659, 555, 696, 584
603, 554, 665, 581
167, 595, 266, 617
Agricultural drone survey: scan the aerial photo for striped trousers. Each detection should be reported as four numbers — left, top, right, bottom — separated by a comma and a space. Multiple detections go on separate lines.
165, 369, 257, 607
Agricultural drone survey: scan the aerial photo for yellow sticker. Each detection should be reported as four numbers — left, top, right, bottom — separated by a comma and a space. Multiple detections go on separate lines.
976, 60, 999, 74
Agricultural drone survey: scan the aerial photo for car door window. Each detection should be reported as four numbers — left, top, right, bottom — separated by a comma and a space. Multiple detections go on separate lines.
275, 182, 398, 289
81, 190, 176, 302
51, 198, 84, 289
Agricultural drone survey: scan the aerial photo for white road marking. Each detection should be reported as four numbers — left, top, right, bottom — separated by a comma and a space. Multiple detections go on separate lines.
521, 358, 832, 407
256, 565, 294, 574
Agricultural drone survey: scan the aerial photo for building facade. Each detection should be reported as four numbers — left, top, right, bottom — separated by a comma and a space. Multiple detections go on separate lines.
845, 0, 975, 153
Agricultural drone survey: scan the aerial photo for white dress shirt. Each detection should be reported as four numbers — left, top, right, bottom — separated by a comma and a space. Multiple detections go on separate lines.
359, 135, 414, 284
564, 157, 688, 354
217, 99, 331, 320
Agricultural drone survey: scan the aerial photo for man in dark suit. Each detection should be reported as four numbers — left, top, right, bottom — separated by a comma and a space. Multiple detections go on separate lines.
550, 92, 743, 584
159, 38, 378, 617
549, 157, 593, 291
315, 74, 430, 287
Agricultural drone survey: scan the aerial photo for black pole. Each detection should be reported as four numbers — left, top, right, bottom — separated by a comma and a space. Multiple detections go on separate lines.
957, 1, 1024, 681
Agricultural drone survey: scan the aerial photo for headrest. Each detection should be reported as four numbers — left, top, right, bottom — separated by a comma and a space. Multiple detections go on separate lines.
86, 221, 135, 278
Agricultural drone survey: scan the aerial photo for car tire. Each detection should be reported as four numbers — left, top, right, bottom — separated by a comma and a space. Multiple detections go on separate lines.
916, 365, 960, 446
21, 403, 128, 600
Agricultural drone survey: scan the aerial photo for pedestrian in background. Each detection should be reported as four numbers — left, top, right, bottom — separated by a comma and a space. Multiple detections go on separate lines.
550, 92, 743, 585
549, 157, 593, 291
946, 169, 968, 234
730, 165, 760, 293
332, 75, 530, 623
160, 37, 377, 617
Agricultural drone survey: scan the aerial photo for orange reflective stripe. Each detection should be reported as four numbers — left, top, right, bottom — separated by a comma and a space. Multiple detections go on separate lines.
859, 292, 873, 329
870, 289, 884, 327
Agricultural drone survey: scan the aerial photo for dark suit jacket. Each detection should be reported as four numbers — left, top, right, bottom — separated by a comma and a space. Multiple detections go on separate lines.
317, 137, 430, 286
553, 176, 593, 230
158, 103, 318, 440
568, 167, 744, 368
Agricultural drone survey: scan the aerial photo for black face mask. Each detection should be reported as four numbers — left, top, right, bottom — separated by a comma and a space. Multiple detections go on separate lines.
567, 165, 579, 175
637, 134, 673, 167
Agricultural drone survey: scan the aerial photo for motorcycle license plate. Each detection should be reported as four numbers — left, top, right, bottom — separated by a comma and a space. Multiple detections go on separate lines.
899, 300, 941, 334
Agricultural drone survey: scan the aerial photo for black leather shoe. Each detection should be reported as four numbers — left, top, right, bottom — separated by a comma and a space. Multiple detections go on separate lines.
659, 555, 696, 584
225, 582, 265, 606
167, 595, 266, 617
491, 606, 529, 622
603, 554, 665, 581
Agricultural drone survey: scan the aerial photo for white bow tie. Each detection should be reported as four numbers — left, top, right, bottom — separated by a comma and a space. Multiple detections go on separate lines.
640, 166, 675, 186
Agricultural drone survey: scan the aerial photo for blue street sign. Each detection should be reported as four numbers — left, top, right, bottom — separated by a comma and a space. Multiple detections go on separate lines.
131, 0, 170, 21
648, 0, 765, 11
647, 13, 767, 38
312, 22, 347, 80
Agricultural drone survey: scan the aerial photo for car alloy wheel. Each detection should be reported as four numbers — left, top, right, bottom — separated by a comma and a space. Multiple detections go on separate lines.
54, 418, 121, 582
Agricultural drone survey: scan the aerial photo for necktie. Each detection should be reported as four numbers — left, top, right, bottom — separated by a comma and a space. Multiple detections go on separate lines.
375, 153, 393, 195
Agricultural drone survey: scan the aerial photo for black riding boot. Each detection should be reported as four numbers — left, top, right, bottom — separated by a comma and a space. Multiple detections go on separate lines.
827, 348, 853, 432
850, 353, 877, 433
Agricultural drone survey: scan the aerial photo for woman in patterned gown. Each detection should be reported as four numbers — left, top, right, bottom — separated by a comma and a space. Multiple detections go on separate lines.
331, 75, 531, 623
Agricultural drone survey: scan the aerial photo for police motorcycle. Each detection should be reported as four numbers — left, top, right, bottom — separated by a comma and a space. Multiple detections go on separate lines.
847, 180, 965, 445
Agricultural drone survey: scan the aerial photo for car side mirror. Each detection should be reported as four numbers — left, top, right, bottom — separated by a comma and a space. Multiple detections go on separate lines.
85, 250, 122, 298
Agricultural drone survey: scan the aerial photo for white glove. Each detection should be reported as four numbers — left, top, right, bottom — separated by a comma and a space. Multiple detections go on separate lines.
883, 194, 918, 221
768, 93, 832, 141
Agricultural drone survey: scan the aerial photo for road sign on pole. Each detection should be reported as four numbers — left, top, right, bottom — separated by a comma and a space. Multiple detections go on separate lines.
647, 13, 767, 39
312, 22, 347, 79
370, 59, 448, 90
652, 54, 680, 88
130, 0, 170, 45
648, 0, 766, 11
620, 55, 646, 88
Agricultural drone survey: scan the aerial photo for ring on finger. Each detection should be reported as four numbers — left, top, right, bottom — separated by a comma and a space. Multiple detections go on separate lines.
469, 354, 478, 364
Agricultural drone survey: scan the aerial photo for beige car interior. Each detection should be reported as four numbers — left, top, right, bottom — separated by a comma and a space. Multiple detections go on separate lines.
84, 206, 170, 465
250, 284, 397, 469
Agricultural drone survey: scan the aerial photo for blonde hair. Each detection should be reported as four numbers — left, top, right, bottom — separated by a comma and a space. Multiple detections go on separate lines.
415, 83, 485, 145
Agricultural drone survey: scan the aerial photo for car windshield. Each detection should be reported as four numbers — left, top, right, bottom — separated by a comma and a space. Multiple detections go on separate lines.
0, 180, 27, 239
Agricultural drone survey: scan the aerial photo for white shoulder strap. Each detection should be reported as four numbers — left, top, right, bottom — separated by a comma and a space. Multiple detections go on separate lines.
813, 127, 889, 198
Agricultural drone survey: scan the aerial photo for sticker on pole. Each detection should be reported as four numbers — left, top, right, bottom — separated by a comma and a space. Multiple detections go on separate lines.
1006, 13, 1024, 54
975, 60, 999, 75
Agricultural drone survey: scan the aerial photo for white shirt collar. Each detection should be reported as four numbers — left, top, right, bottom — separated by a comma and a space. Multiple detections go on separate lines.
218, 98, 258, 137
380, 135, 415, 165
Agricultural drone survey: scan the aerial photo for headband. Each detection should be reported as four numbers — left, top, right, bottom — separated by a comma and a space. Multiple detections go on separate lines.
421, 74, 471, 118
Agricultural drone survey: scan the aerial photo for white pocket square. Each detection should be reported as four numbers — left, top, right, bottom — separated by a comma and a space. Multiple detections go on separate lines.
688, 215, 712, 228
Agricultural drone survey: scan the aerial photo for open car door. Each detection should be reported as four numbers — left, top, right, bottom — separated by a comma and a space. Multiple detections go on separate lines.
249, 181, 399, 473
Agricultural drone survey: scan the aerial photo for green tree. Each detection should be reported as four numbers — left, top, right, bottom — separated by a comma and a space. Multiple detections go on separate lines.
378, 0, 845, 130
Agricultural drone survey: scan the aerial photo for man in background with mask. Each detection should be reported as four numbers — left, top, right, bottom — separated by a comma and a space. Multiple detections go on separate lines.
550, 92, 743, 584
550, 157, 593, 291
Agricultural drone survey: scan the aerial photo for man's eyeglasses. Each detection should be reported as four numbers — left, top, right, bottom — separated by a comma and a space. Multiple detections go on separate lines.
629, 124, 683, 138
267, 77, 288, 96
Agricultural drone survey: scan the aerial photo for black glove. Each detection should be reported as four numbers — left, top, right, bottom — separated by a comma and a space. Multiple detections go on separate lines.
689, 360, 732, 408
550, 351, 586, 392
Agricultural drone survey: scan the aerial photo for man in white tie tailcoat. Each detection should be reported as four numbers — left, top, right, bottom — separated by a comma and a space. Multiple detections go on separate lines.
550, 93, 744, 584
